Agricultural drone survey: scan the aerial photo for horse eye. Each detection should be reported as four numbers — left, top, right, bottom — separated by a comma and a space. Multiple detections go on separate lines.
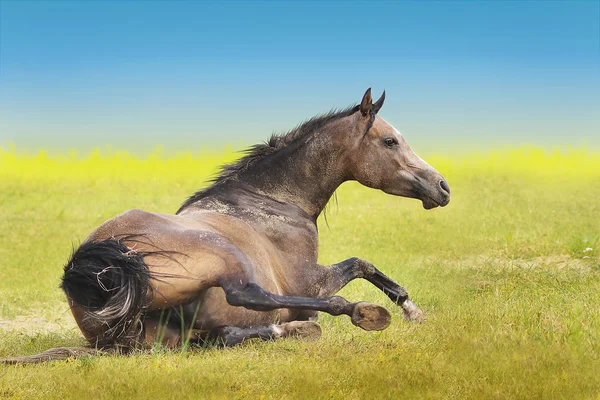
383, 137, 398, 147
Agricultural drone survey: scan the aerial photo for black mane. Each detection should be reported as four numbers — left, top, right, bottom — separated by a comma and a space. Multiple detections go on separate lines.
176, 104, 359, 213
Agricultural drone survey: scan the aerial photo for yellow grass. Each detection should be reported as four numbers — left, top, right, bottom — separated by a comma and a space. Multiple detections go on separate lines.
2, 144, 599, 182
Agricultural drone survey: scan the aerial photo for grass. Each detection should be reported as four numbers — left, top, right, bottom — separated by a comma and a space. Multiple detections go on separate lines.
0, 145, 599, 399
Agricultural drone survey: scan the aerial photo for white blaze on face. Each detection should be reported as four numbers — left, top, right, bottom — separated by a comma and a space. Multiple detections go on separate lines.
386, 120, 433, 171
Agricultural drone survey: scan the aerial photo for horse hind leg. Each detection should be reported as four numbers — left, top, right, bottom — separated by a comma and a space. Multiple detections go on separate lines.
205, 321, 322, 347
222, 281, 391, 331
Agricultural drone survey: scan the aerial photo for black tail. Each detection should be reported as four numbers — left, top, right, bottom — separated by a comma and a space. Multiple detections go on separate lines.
60, 235, 153, 347
0, 347, 104, 365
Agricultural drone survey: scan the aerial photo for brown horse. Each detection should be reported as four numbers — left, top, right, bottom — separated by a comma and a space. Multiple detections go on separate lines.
1, 89, 450, 364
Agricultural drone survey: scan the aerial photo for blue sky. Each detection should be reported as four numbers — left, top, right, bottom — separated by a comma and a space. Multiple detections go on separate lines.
1, 0, 598, 153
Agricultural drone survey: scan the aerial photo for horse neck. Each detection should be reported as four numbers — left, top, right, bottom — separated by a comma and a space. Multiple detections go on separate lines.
237, 129, 350, 220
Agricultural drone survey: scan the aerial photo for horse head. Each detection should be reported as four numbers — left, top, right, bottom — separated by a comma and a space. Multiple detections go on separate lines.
345, 88, 450, 210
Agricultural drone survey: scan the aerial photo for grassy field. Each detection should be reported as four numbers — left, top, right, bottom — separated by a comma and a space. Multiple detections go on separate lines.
1, 146, 599, 399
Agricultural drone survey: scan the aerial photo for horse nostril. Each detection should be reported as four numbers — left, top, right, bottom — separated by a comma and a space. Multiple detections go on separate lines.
439, 179, 450, 195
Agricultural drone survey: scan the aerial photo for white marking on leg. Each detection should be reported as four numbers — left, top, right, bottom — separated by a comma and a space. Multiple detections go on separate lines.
402, 299, 418, 314
401, 299, 425, 322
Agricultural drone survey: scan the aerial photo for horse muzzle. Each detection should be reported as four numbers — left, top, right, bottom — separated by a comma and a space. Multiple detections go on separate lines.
419, 176, 451, 210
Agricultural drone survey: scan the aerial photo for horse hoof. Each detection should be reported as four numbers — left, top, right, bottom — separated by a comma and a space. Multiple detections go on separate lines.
351, 302, 391, 331
279, 321, 322, 341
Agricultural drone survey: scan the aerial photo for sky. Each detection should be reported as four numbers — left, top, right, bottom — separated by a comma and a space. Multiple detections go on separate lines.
1, 0, 599, 154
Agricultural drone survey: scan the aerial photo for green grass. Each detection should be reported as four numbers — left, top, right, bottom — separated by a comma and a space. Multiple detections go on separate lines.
1, 146, 599, 399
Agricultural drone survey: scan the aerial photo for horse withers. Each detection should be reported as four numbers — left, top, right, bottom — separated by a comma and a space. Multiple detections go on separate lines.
2, 89, 450, 363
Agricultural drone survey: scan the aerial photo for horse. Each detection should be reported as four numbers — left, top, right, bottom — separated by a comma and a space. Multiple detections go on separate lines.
1, 89, 450, 364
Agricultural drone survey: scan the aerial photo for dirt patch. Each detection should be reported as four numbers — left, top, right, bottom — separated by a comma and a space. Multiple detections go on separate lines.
419, 253, 598, 273
459, 254, 597, 272
0, 313, 77, 335
510, 254, 596, 271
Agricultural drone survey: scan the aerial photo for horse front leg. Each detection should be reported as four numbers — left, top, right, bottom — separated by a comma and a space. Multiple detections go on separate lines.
315, 258, 425, 322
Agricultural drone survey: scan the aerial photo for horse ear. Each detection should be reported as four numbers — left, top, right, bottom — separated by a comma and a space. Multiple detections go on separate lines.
372, 90, 385, 114
360, 88, 372, 116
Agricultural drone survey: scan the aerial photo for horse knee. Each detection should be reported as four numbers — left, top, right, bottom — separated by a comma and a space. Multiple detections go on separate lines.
353, 258, 376, 277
